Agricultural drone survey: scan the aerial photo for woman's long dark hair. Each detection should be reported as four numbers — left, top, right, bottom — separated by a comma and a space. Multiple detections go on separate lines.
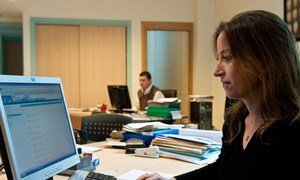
213, 10, 300, 144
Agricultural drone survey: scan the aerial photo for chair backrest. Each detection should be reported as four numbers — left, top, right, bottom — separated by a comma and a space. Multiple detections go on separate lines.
81, 113, 132, 142
160, 89, 177, 98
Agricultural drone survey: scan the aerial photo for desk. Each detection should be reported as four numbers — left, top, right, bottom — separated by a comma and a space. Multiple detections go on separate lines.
69, 111, 178, 129
0, 141, 201, 180
69, 111, 92, 129
54, 141, 200, 179
0, 128, 221, 180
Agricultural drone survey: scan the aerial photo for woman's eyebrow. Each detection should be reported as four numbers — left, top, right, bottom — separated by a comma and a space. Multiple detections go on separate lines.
219, 48, 231, 56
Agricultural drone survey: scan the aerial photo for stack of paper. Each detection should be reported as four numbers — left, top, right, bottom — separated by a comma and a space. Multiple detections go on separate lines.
123, 123, 155, 133
152, 136, 207, 155
123, 122, 184, 134
189, 95, 213, 102
117, 169, 174, 180
122, 122, 184, 146
151, 134, 221, 165
147, 98, 181, 107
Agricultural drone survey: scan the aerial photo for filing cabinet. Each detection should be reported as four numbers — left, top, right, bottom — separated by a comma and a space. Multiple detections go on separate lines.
190, 101, 213, 130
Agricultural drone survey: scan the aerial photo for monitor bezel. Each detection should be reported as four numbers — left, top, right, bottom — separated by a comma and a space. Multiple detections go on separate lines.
0, 75, 80, 180
107, 85, 132, 112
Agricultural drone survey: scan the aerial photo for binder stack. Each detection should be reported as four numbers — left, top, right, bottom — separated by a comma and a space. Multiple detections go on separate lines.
151, 134, 221, 165
146, 98, 181, 118
122, 122, 184, 146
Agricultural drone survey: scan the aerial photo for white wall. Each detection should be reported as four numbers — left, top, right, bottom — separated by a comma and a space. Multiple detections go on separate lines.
215, 0, 283, 22
22, 0, 194, 113
193, 0, 215, 96
22, 0, 193, 77
0, 17, 21, 22
21, 0, 285, 130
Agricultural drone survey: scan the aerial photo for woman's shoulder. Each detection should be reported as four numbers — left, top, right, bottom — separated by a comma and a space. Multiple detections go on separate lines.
286, 119, 300, 137
266, 119, 300, 142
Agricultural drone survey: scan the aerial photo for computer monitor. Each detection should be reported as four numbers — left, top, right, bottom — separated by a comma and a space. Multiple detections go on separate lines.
107, 85, 132, 113
0, 75, 80, 180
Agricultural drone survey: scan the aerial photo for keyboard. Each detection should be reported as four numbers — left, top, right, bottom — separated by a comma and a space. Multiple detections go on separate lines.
85, 171, 117, 180
69, 170, 117, 180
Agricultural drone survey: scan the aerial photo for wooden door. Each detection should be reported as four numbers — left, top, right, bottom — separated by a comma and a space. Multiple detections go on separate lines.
79, 26, 126, 108
35, 24, 126, 108
36, 25, 80, 108
4, 39, 23, 75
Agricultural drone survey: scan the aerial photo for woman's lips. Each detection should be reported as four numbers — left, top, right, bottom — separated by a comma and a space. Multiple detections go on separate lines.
222, 81, 230, 88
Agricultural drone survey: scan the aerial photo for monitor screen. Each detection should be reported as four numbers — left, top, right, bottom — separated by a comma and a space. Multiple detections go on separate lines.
0, 75, 80, 180
107, 85, 132, 112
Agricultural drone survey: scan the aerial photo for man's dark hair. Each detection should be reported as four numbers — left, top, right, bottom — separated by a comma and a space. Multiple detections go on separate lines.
139, 71, 151, 79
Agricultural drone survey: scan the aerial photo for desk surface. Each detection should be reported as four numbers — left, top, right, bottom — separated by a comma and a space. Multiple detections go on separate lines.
0, 141, 201, 180
57, 141, 200, 179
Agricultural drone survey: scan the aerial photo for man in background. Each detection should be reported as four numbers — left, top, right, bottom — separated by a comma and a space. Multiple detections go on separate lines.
136, 71, 164, 111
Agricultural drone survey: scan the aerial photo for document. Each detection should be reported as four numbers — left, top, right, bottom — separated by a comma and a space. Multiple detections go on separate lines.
164, 134, 222, 146
170, 110, 182, 119
179, 129, 223, 144
156, 97, 178, 103
104, 141, 126, 147
117, 169, 174, 180
159, 150, 220, 165
125, 122, 184, 130
76, 144, 102, 153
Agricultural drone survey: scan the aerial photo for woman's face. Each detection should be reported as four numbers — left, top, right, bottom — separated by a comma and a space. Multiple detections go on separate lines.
214, 32, 253, 99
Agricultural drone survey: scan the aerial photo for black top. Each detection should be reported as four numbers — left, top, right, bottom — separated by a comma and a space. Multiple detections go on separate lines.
175, 119, 300, 180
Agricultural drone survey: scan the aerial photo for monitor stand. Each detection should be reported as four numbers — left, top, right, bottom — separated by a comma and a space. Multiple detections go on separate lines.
109, 108, 136, 114
114, 108, 124, 114
108, 107, 124, 114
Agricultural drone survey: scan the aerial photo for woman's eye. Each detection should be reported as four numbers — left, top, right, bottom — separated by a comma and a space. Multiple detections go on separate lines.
222, 56, 233, 61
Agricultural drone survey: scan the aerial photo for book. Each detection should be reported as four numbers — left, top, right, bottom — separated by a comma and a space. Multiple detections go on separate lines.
146, 111, 172, 118
158, 146, 203, 157
148, 101, 181, 108
159, 148, 220, 165
146, 107, 180, 118
147, 107, 180, 113
122, 129, 179, 146
149, 131, 222, 165
147, 98, 181, 108
152, 136, 208, 150
164, 134, 222, 146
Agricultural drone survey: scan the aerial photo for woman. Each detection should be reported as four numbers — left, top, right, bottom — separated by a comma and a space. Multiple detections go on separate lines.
137, 10, 300, 180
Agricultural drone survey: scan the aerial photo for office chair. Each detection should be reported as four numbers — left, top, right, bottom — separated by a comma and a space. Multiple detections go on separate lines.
160, 89, 177, 98
81, 114, 132, 142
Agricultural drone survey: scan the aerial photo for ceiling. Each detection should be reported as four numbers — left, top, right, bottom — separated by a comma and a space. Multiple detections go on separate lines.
0, 0, 24, 19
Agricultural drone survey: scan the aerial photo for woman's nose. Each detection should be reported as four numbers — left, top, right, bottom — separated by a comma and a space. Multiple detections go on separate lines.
213, 62, 224, 77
